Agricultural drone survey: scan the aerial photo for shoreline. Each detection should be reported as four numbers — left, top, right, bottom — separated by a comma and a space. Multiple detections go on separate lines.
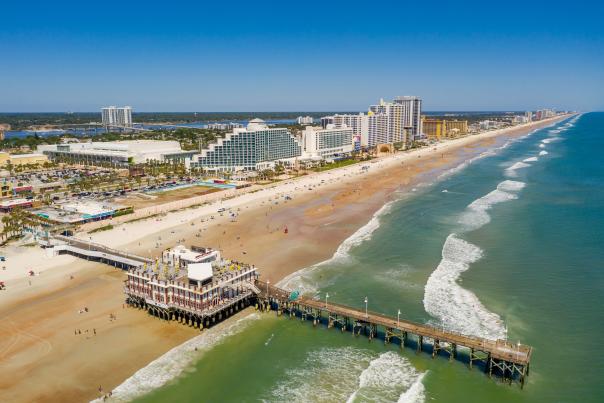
0, 115, 572, 402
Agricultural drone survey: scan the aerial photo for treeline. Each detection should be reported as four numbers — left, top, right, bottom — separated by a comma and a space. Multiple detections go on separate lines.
0, 113, 100, 130
0, 128, 226, 152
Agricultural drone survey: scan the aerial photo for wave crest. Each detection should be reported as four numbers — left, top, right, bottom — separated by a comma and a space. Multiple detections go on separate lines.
423, 234, 506, 340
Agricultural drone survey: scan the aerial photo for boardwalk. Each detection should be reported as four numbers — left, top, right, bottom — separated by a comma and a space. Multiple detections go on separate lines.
44, 235, 152, 269
256, 280, 532, 387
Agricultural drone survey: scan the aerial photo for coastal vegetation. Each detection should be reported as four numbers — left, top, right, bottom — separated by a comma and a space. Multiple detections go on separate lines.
0, 112, 342, 131
0, 208, 36, 242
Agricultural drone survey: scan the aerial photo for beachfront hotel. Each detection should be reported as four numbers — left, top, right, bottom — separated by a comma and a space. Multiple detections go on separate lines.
189, 119, 302, 172
368, 96, 423, 146
302, 125, 354, 159
101, 106, 133, 128
421, 118, 469, 140
321, 113, 370, 147
320, 96, 423, 148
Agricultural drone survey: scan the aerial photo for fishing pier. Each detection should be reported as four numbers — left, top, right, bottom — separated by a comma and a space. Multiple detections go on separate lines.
255, 280, 532, 388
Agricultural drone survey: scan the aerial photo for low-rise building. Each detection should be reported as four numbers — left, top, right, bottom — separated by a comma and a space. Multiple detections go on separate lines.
0, 198, 33, 212
0, 152, 48, 168
163, 245, 221, 267
37, 140, 189, 167
206, 122, 244, 130
30, 200, 132, 226
0, 178, 34, 199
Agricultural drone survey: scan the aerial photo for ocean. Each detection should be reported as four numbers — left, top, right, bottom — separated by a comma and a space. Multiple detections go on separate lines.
113, 113, 603, 402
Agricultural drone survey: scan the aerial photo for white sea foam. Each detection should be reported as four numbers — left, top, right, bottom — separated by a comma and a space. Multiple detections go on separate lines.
346, 351, 425, 403
270, 347, 373, 402
539, 143, 546, 148
541, 138, 552, 144
423, 234, 506, 340
539, 150, 549, 156
508, 161, 531, 171
523, 157, 538, 162
458, 180, 524, 231
497, 180, 526, 192
398, 372, 427, 403
277, 200, 395, 294
93, 313, 261, 402
504, 161, 531, 177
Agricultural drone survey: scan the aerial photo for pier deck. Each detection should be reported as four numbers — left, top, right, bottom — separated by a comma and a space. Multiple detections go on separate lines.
256, 280, 532, 387
44, 235, 152, 269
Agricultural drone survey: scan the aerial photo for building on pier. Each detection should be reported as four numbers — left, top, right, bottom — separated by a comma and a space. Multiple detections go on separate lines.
124, 246, 259, 327
162, 245, 221, 267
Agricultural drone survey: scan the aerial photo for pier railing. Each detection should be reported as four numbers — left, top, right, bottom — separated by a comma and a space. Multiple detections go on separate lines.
255, 280, 532, 387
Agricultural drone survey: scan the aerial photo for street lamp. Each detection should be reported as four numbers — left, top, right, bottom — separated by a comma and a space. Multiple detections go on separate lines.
364, 296, 368, 318
325, 292, 329, 308
397, 309, 401, 327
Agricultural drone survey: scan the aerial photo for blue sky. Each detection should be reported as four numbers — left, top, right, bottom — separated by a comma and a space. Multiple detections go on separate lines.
1, 1, 602, 112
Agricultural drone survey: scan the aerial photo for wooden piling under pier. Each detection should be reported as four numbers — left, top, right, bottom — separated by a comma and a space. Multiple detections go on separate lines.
257, 280, 532, 388
125, 293, 253, 331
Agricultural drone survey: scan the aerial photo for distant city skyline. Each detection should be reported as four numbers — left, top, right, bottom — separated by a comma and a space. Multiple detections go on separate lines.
1, 1, 602, 112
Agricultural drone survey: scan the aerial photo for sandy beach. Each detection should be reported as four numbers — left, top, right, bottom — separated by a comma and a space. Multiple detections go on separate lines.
0, 115, 570, 402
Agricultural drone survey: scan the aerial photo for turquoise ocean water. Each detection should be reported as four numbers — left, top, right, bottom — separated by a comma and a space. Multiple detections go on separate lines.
119, 113, 602, 403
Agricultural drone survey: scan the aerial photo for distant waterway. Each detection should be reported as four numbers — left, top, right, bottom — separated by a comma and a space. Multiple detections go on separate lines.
110, 113, 602, 403
3, 119, 296, 139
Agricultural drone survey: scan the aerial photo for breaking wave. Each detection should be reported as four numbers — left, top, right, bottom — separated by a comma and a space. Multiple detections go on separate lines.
539, 150, 549, 156
398, 372, 427, 403
269, 347, 425, 403
347, 352, 426, 403
425, 178, 526, 340
505, 161, 531, 177
523, 157, 538, 162
93, 313, 261, 402
423, 234, 506, 340
458, 180, 525, 231
269, 347, 372, 402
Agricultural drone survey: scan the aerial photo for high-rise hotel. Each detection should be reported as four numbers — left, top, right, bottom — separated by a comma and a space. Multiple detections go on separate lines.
368, 96, 422, 146
101, 106, 133, 128
321, 96, 422, 148
189, 119, 302, 172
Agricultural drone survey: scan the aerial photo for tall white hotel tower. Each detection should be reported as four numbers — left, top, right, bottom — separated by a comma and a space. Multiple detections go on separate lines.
368, 96, 422, 146
102, 106, 133, 128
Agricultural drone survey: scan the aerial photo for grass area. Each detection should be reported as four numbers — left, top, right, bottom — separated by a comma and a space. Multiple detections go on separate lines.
312, 159, 361, 172
88, 224, 114, 233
